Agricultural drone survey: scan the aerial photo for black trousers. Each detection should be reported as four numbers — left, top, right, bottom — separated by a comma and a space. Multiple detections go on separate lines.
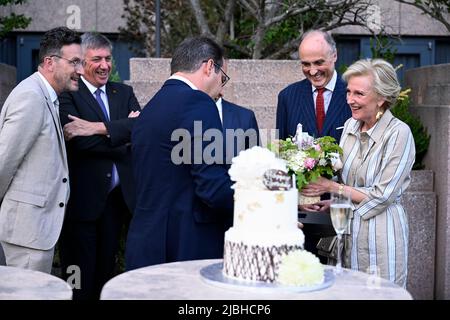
59, 186, 130, 300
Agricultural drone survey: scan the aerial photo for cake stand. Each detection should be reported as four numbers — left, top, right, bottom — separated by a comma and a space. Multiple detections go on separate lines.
200, 262, 334, 293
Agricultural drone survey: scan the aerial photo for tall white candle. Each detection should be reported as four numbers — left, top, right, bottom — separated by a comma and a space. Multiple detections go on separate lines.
295, 123, 303, 147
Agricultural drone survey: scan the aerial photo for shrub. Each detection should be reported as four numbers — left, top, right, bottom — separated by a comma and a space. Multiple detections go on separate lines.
391, 89, 430, 170
369, 34, 430, 169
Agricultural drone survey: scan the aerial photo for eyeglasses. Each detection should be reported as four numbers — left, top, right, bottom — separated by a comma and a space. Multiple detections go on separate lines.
202, 60, 230, 87
214, 62, 230, 87
50, 55, 83, 68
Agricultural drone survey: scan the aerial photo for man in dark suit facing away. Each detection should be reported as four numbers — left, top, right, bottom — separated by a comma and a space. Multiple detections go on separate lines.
220, 97, 260, 164
126, 37, 234, 270
214, 60, 260, 165
276, 30, 352, 261
58, 32, 140, 300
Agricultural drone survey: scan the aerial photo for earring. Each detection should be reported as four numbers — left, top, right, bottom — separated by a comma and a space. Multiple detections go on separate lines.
376, 110, 384, 120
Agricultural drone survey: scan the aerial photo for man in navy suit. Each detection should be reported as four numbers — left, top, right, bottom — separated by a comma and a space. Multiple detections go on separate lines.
126, 37, 234, 270
220, 97, 260, 164
58, 32, 140, 299
276, 30, 351, 142
215, 61, 260, 164
276, 30, 352, 261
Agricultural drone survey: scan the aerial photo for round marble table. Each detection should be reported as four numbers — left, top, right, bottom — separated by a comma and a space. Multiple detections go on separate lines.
100, 259, 412, 300
0, 266, 72, 300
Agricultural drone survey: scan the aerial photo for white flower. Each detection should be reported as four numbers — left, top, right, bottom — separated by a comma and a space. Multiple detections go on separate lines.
277, 250, 324, 286
228, 146, 287, 190
284, 150, 306, 172
318, 158, 327, 166
329, 152, 343, 171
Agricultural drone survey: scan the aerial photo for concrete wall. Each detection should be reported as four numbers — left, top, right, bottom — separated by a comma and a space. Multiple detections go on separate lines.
0, 0, 126, 33
1, 0, 448, 36
128, 58, 437, 299
334, 0, 450, 36
405, 63, 450, 300
403, 170, 436, 300
127, 58, 304, 136
0, 63, 16, 107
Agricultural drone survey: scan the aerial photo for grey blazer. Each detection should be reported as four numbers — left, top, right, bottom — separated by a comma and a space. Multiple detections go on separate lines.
0, 72, 70, 250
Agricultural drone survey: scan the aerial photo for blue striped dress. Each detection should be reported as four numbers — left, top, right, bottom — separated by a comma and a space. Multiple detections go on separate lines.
340, 109, 415, 287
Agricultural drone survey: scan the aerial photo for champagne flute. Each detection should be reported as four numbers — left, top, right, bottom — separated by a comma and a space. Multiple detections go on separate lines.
330, 191, 351, 274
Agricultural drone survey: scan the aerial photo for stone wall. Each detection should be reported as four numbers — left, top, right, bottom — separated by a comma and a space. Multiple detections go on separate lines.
0, 0, 126, 33
406, 64, 450, 300
403, 170, 436, 300
333, 0, 450, 36
0, 63, 16, 107
127, 58, 304, 137
128, 58, 437, 299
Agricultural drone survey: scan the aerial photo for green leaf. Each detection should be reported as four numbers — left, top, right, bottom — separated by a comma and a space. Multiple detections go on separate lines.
0, 0, 31, 39
108, 57, 121, 82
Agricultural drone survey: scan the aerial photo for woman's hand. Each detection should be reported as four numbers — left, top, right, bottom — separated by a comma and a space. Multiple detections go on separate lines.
301, 177, 334, 197
299, 200, 331, 212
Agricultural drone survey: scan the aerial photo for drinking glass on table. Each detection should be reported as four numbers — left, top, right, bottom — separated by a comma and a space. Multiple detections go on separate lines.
330, 191, 352, 274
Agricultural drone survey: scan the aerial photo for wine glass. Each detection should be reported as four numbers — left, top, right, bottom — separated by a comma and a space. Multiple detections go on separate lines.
330, 191, 352, 274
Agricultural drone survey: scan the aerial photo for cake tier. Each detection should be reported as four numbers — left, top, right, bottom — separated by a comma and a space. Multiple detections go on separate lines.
233, 188, 298, 232
225, 226, 304, 247
223, 238, 303, 283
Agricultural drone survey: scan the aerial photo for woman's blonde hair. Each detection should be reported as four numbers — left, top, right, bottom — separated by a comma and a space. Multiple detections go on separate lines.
343, 58, 401, 109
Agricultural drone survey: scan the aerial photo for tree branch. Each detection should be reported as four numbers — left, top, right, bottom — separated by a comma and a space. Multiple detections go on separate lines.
394, 0, 450, 32
223, 39, 252, 58
216, 0, 236, 44
238, 0, 258, 18
188, 0, 213, 36
264, 4, 312, 27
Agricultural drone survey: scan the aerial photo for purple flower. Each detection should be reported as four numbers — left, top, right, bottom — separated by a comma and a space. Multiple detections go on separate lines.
304, 158, 316, 170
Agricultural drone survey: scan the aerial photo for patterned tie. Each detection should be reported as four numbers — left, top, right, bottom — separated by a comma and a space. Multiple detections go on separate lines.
94, 89, 119, 191
316, 87, 326, 134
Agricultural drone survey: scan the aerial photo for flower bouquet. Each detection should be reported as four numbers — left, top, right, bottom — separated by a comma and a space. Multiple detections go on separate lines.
269, 124, 343, 205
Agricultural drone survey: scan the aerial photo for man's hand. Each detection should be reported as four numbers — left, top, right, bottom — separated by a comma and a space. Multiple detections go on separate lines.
128, 110, 140, 118
63, 114, 108, 140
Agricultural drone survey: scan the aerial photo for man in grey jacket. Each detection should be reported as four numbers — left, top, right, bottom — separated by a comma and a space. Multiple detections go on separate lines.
0, 27, 83, 273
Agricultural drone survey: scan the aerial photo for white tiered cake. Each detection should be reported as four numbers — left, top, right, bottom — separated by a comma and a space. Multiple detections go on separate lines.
223, 147, 305, 283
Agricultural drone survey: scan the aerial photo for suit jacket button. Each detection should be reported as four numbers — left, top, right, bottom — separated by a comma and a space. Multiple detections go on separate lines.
59, 202, 64, 208
106, 173, 111, 178
62, 178, 68, 183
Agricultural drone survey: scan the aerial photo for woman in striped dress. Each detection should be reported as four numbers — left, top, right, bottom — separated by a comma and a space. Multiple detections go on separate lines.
302, 58, 415, 287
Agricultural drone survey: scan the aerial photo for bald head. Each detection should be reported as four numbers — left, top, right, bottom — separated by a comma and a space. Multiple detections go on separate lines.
299, 30, 336, 55
298, 30, 337, 89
